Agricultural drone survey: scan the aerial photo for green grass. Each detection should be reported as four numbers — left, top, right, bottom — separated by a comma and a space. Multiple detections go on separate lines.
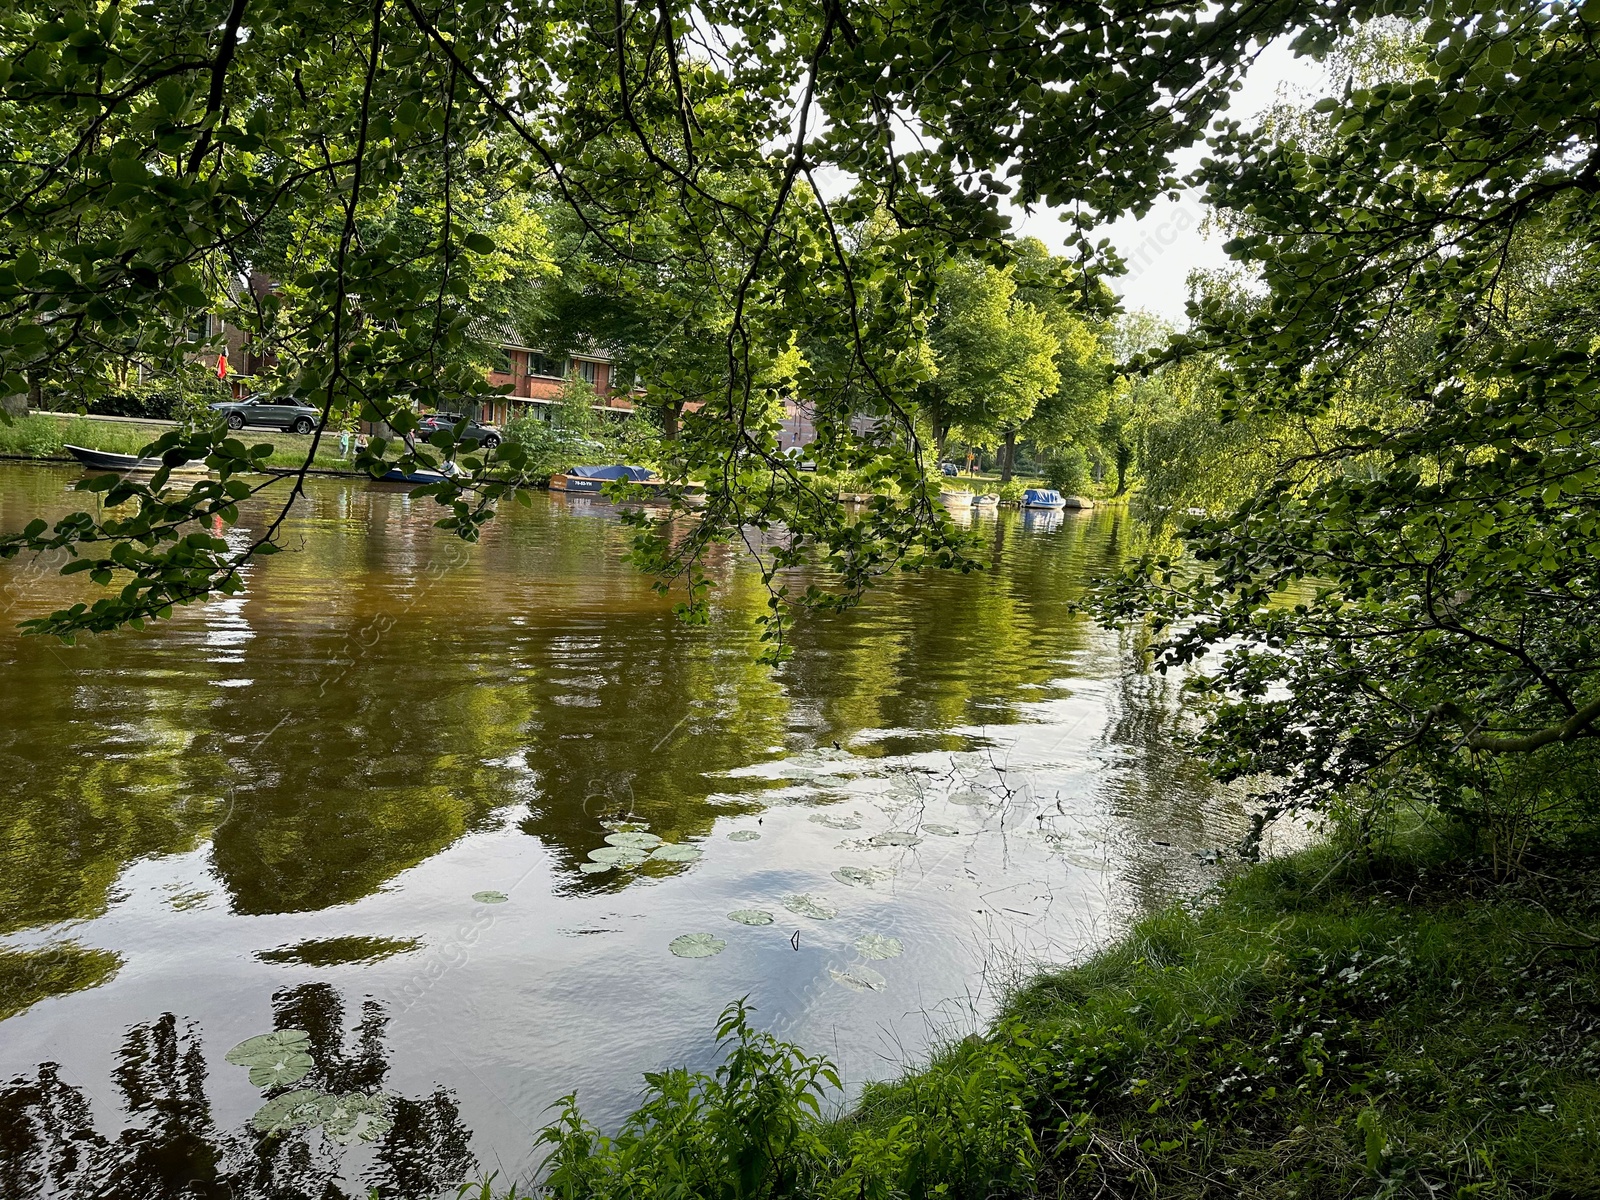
0, 412, 360, 473
533, 831, 1600, 1200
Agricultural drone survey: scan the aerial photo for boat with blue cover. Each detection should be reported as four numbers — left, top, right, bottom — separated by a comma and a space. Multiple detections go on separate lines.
549, 464, 659, 493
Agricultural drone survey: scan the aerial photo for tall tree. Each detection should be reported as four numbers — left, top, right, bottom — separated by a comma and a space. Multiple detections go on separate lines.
1100, 6, 1600, 842
922, 257, 1058, 479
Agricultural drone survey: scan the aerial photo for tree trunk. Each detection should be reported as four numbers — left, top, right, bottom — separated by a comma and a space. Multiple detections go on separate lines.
1114, 441, 1132, 496
4, 370, 40, 418
663, 399, 682, 441
1000, 429, 1016, 485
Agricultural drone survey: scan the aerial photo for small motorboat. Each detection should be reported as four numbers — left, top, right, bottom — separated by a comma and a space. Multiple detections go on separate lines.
381, 466, 453, 484
1021, 488, 1067, 510
549, 464, 659, 493
938, 488, 974, 508
380, 458, 467, 484
65, 445, 207, 476
971, 493, 1000, 508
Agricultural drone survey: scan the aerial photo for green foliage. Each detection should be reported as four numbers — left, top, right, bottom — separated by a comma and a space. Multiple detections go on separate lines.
1045, 447, 1091, 496
538, 1000, 838, 1200
1097, 4, 1600, 845
996, 480, 1025, 507
921, 257, 1059, 458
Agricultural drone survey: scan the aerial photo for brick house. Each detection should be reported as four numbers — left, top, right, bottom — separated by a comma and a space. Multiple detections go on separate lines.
479, 341, 637, 427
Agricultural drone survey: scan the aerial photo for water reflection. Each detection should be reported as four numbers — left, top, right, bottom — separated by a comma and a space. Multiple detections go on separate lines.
0, 984, 473, 1199
0, 466, 1247, 1182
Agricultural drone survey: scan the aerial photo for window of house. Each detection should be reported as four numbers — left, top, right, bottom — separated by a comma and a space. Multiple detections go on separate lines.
574, 359, 599, 386
527, 352, 561, 378
489, 348, 512, 374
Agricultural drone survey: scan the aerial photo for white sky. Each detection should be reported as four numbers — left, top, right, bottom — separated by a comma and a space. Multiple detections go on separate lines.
1010, 38, 1328, 326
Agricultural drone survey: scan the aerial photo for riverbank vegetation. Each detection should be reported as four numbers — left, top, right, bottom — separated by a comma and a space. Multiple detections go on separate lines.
530, 821, 1600, 1200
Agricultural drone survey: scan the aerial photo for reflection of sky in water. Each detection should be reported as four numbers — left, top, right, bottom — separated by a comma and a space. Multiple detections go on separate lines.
0, 466, 1248, 1191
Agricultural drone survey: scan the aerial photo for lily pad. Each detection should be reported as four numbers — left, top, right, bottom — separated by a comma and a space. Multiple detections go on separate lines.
727, 829, 762, 842
588, 845, 648, 867
650, 843, 702, 863
578, 862, 612, 874
226, 1029, 310, 1067
321, 1093, 392, 1145
832, 867, 876, 888
922, 824, 962, 837
251, 1088, 330, 1136
830, 964, 887, 991
782, 894, 837, 920
727, 908, 775, 925
808, 812, 862, 830
669, 933, 727, 958
472, 890, 508, 904
946, 790, 990, 806
854, 933, 904, 959
868, 831, 922, 848
605, 831, 664, 850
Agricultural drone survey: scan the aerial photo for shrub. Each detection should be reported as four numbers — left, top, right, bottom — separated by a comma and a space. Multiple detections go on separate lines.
1046, 445, 1091, 495
997, 480, 1025, 505
44, 367, 232, 426
537, 1001, 837, 1200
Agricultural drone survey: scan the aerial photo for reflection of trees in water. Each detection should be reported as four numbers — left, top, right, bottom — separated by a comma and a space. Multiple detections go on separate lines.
1095, 635, 1240, 916
0, 983, 473, 1199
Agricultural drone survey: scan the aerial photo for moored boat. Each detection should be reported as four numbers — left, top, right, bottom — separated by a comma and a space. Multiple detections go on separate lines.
65, 445, 207, 475
1021, 488, 1067, 509
549, 464, 659, 493
971, 493, 1000, 508
380, 466, 454, 484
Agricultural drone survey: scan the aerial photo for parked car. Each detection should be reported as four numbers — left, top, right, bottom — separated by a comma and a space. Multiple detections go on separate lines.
211, 396, 322, 434
415, 412, 501, 448
940, 461, 961, 476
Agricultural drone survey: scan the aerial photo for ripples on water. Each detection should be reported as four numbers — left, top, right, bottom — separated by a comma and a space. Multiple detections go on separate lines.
0, 466, 1246, 1196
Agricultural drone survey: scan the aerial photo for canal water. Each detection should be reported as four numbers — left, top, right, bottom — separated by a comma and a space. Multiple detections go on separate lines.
0, 463, 1247, 1197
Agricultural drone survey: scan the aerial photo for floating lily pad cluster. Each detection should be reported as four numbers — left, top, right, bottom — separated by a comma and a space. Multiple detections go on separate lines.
252, 1088, 392, 1144
669, 933, 727, 958
854, 933, 903, 959
830, 964, 887, 991
866, 831, 922, 848
946, 790, 991, 806
582, 825, 703, 874
832, 865, 896, 888
227, 1030, 393, 1145
809, 811, 862, 830
226, 1030, 313, 1088
727, 829, 761, 842
782, 893, 837, 920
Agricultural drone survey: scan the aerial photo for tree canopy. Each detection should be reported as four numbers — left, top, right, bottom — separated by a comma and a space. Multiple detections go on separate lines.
1, 0, 1597, 842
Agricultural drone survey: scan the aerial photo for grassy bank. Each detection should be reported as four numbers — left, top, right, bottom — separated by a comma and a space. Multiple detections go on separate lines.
0, 412, 359, 473
533, 832, 1600, 1200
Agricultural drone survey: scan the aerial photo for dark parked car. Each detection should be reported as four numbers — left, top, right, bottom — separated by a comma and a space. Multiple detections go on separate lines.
211, 396, 322, 434
415, 412, 501, 448
940, 461, 961, 476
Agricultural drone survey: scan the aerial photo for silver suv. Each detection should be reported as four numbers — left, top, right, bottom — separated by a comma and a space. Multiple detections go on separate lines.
211, 396, 322, 434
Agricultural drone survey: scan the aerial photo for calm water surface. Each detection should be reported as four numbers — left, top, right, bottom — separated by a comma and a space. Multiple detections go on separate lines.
0, 463, 1244, 1197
